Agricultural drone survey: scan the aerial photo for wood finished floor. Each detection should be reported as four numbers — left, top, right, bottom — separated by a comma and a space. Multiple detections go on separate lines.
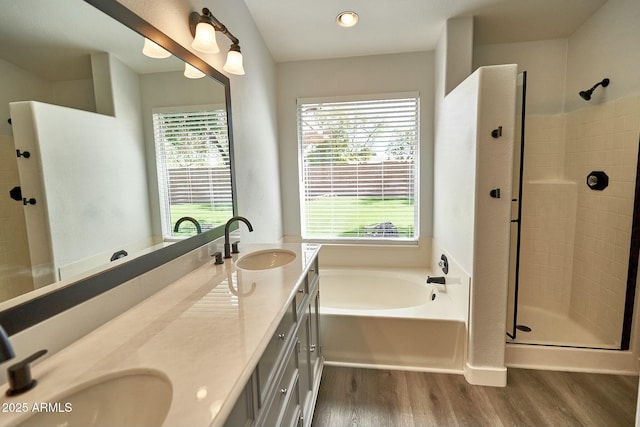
311, 366, 638, 427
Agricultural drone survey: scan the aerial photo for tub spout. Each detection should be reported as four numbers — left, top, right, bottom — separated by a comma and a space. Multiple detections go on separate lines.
426, 276, 446, 284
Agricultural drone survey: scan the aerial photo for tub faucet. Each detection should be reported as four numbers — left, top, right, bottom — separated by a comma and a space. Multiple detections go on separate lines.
174, 216, 202, 235
427, 276, 446, 285
224, 216, 253, 258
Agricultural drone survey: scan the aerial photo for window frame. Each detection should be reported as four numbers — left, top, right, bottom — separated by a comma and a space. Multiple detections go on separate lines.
152, 103, 233, 240
296, 92, 420, 244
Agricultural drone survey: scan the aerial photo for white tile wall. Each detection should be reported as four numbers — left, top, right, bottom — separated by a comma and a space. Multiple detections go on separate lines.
518, 94, 640, 346
519, 180, 576, 314
567, 94, 640, 346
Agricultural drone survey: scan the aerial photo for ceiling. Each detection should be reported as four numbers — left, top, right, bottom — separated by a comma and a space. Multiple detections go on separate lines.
242, 0, 608, 63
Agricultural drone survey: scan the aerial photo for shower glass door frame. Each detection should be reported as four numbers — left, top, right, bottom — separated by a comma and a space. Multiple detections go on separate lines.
506, 71, 527, 340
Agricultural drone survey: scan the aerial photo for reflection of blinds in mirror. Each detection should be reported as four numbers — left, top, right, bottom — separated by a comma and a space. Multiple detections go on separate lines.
152, 105, 233, 238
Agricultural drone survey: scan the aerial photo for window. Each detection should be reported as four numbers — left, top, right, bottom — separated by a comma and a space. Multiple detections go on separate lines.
297, 94, 419, 241
153, 105, 233, 238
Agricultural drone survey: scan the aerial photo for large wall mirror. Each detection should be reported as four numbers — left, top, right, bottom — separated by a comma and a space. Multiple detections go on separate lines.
0, 0, 237, 334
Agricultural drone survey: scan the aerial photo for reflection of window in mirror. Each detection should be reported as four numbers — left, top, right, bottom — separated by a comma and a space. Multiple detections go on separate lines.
152, 104, 233, 239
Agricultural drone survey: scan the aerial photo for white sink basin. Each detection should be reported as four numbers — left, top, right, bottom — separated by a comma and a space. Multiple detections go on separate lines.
236, 249, 296, 270
13, 369, 172, 427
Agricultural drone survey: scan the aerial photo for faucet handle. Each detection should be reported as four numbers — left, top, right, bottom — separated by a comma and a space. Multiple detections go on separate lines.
231, 241, 240, 254
211, 251, 224, 265
6, 349, 47, 396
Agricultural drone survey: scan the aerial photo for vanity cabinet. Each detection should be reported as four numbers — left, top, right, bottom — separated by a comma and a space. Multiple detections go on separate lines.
297, 261, 321, 427
224, 256, 322, 427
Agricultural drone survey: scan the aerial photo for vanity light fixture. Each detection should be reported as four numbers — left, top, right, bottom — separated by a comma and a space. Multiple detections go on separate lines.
184, 63, 206, 79
336, 11, 358, 28
189, 8, 245, 75
142, 38, 171, 59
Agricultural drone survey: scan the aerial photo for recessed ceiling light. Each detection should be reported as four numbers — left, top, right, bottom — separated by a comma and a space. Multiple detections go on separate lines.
336, 11, 358, 28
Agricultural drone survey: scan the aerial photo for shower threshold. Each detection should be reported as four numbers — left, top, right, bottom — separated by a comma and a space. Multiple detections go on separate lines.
509, 305, 618, 349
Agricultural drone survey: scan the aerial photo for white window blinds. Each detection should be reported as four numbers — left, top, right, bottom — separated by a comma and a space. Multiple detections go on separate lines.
298, 94, 419, 241
153, 105, 233, 238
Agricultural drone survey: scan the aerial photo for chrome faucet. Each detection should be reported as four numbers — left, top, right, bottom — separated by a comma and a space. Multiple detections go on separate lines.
224, 216, 253, 258
174, 216, 202, 235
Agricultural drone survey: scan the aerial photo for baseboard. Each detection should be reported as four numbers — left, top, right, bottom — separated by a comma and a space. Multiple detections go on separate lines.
324, 360, 464, 375
463, 362, 507, 386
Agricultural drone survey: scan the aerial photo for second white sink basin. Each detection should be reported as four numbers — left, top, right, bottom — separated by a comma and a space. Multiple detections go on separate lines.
13, 369, 172, 427
236, 249, 296, 270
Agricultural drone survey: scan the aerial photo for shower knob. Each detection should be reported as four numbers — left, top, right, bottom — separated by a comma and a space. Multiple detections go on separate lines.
586, 171, 608, 190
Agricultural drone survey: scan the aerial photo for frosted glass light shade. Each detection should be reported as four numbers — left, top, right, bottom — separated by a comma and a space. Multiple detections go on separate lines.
223, 50, 245, 75
191, 22, 219, 54
142, 38, 171, 58
184, 63, 205, 79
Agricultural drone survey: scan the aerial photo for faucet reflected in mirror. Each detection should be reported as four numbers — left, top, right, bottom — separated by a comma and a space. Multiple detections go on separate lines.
0, 325, 14, 363
224, 216, 253, 258
174, 217, 202, 235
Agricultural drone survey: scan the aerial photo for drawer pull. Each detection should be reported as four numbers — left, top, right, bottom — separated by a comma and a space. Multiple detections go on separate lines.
280, 388, 288, 395
310, 344, 316, 353
278, 333, 286, 340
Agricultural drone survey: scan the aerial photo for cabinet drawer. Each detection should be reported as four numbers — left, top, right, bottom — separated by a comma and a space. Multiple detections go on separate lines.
257, 301, 296, 404
281, 380, 301, 427
262, 346, 299, 427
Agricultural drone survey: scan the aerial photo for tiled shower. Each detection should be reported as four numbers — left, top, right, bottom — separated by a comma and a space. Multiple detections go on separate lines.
512, 92, 640, 349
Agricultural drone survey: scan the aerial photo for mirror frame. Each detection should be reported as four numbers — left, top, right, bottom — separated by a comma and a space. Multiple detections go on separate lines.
0, 0, 238, 336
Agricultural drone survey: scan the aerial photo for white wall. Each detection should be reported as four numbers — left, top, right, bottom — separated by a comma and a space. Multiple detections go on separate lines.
276, 52, 434, 240
434, 18, 474, 129
0, 59, 52, 137
116, 0, 283, 243
565, 0, 640, 112
434, 65, 517, 386
433, 72, 477, 272
473, 39, 568, 114
443, 17, 474, 96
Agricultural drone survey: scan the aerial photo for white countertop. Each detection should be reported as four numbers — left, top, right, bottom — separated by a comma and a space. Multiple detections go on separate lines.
1, 243, 320, 427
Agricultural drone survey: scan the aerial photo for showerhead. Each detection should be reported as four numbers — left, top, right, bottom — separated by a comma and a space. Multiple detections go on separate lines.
579, 78, 610, 101
579, 90, 592, 101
